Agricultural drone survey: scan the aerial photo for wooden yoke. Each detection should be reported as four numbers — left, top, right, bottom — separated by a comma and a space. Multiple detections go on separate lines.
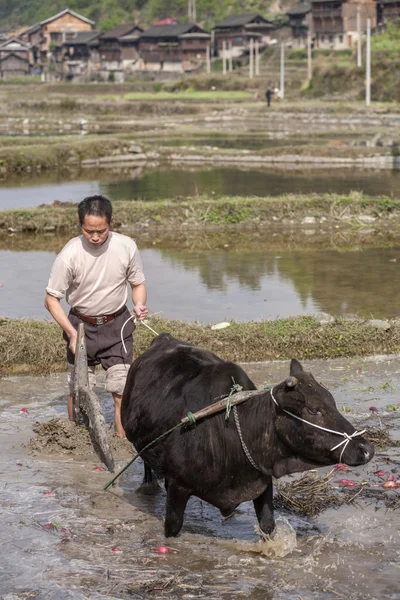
180, 389, 263, 425
73, 323, 115, 473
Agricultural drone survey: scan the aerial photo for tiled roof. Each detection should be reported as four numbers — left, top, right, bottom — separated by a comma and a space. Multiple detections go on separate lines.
140, 23, 205, 38
65, 31, 102, 45
40, 8, 94, 26
214, 13, 269, 28
287, 2, 312, 15
100, 24, 140, 39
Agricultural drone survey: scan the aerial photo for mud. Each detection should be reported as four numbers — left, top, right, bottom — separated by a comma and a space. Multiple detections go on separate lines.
1, 356, 400, 599
28, 417, 134, 461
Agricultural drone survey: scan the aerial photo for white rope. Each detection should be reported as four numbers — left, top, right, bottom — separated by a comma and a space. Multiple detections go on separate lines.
121, 314, 159, 354
270, 387, 366, 463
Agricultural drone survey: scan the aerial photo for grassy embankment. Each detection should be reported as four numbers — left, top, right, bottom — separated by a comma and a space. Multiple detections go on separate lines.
1, 194, 400, 374
0, 135, 394, 177
1, 315, 399, 377
1, 195, 400, 233
299, 24, 400, 102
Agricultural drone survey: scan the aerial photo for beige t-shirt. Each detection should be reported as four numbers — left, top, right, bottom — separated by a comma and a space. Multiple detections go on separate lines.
46, 232, 145, 316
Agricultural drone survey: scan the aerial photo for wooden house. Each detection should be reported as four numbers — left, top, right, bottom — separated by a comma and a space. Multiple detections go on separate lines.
40, 8, 94, 56
0, 37, 32, 78
98, 24, 143, 69
377, 0, 400, 24
20, 23, 45, 63
287, 2, 312, 47
311, 0, 376, 49
213, 13, 274, 55
138, 23, 211, 72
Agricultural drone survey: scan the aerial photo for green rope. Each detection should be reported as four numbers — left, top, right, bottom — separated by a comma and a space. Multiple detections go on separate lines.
104, 417, 192, 491
104, 380, 268, 491
225, 379, 243, 420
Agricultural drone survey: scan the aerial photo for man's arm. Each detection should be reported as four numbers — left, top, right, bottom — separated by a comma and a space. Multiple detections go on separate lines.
130, 282, 148, 320
44, 293, 77, 354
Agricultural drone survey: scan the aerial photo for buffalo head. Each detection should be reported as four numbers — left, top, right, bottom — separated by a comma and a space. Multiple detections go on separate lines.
271, 359, 374, 467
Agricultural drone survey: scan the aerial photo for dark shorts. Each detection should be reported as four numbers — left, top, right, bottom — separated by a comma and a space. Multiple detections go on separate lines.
64, 306, 135, 370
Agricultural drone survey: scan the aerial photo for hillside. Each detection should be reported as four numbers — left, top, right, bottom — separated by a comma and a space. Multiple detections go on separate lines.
0, 0, 290, 31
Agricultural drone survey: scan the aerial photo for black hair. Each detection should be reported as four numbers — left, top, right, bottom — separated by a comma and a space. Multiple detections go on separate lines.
78, 195, 113, 225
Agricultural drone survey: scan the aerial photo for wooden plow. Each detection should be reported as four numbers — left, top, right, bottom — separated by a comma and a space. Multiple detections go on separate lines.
73, 323, 115, 472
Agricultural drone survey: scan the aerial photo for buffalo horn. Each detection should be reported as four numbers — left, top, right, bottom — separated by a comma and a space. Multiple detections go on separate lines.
285, 376, 298, 388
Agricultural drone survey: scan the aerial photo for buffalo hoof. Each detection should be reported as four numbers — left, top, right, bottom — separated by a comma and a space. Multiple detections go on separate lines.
136, 480, 161, 495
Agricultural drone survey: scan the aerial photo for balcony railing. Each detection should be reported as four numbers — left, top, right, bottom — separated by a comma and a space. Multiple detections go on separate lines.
312, 8, 343, 17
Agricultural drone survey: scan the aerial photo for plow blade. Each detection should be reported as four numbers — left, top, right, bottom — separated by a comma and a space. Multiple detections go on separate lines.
73, 323, 115, 472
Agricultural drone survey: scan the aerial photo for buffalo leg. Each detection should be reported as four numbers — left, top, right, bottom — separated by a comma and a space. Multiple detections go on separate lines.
164, 481, 190, 538
136, 462, 160, 495
253, 480, 275, 535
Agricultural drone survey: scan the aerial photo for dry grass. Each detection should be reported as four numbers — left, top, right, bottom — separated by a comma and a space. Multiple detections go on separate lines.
1, 315, 400, 376
364, 426, 395, 449
1, 194, 400, 233
275, 470, 342, 516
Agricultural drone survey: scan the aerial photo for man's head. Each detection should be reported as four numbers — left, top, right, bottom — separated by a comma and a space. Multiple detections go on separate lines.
78, 195, 113, 247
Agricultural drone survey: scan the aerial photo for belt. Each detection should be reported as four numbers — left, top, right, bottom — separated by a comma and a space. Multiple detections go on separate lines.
72, 306, 126, 326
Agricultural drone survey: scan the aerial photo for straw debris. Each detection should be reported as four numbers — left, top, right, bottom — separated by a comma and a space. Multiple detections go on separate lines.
274, 470, 343, 516
363, 425, 396, 449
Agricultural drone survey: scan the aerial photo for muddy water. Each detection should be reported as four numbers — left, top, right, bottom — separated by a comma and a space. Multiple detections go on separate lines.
1, 355, 399, 599
2, 165, 400, 210
1, 245, 400, 321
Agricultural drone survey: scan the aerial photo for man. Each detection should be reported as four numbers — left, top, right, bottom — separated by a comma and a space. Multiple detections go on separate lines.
45, 195, 147, 437
265, 87, 272, 108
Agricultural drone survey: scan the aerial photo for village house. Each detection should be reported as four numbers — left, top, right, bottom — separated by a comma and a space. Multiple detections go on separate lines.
97, 24, 143, 72
20, 23, 45, 64
39, 7, 94, 66
212, 13, 274, 56
0, 36, 32, 78
137, 23, 211, 72
311, 0, 376, 49
287, 2, 312, 47
377, 0, 400, 24
61, 30, 102, 78
287, 0, 376, 49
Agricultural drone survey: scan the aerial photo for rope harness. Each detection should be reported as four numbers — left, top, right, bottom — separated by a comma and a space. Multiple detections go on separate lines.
225, 385, 367, 472
120, 314, 159, 354
269, 387, 366, 465
103, 318, 367, 486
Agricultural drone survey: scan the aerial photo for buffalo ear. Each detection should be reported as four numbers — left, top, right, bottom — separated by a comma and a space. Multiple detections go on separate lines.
290, 358, 304, 377
278, 390, 305, 415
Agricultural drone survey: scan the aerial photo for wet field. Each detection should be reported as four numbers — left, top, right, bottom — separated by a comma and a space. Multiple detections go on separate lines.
1, 242, 400, 321
1, 355, 399, 599
1, 96, 400, 598
3, 163, 400, 210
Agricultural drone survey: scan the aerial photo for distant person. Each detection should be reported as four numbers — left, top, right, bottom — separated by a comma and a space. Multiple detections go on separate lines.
44, 195, 148, 438
265, 88, 272, 107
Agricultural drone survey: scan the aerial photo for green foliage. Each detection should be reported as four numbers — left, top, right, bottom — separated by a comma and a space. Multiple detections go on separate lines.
372, 20, 400, 58
0, 0, 284, 29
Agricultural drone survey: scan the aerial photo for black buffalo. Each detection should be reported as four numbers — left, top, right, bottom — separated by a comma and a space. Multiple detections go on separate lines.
121, 333, 374, 537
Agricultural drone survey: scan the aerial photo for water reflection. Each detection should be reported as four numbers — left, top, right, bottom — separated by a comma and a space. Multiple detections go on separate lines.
1, 165, 400, 210
1, 245, 399, 321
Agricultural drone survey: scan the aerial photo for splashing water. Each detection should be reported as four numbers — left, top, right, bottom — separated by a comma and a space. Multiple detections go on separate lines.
218, 516, 297, 558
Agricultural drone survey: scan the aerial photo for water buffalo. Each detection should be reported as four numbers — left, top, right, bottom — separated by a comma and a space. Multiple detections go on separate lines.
121, 333, 374, 537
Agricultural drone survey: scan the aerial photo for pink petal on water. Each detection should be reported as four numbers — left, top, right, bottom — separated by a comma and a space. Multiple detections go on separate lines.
152, 546, 170, 554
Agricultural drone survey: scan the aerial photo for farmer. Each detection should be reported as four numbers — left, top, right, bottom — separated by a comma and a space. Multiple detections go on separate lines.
45, 194, 147, 438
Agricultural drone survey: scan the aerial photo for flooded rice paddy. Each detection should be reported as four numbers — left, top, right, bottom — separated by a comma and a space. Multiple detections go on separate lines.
1, 355, 399, 599
2, 164, 400, 210
1, 244, 400, 322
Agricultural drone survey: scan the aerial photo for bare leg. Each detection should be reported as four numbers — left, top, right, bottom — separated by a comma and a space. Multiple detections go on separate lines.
112, 393, 125, 437
67, 395, 73, 421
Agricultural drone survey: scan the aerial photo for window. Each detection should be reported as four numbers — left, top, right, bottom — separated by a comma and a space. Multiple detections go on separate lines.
338, 35, 343, 43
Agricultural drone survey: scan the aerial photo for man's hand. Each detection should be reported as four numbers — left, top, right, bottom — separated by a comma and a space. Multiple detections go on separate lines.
134, 304, 148, 321
68, 330, 77, 355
